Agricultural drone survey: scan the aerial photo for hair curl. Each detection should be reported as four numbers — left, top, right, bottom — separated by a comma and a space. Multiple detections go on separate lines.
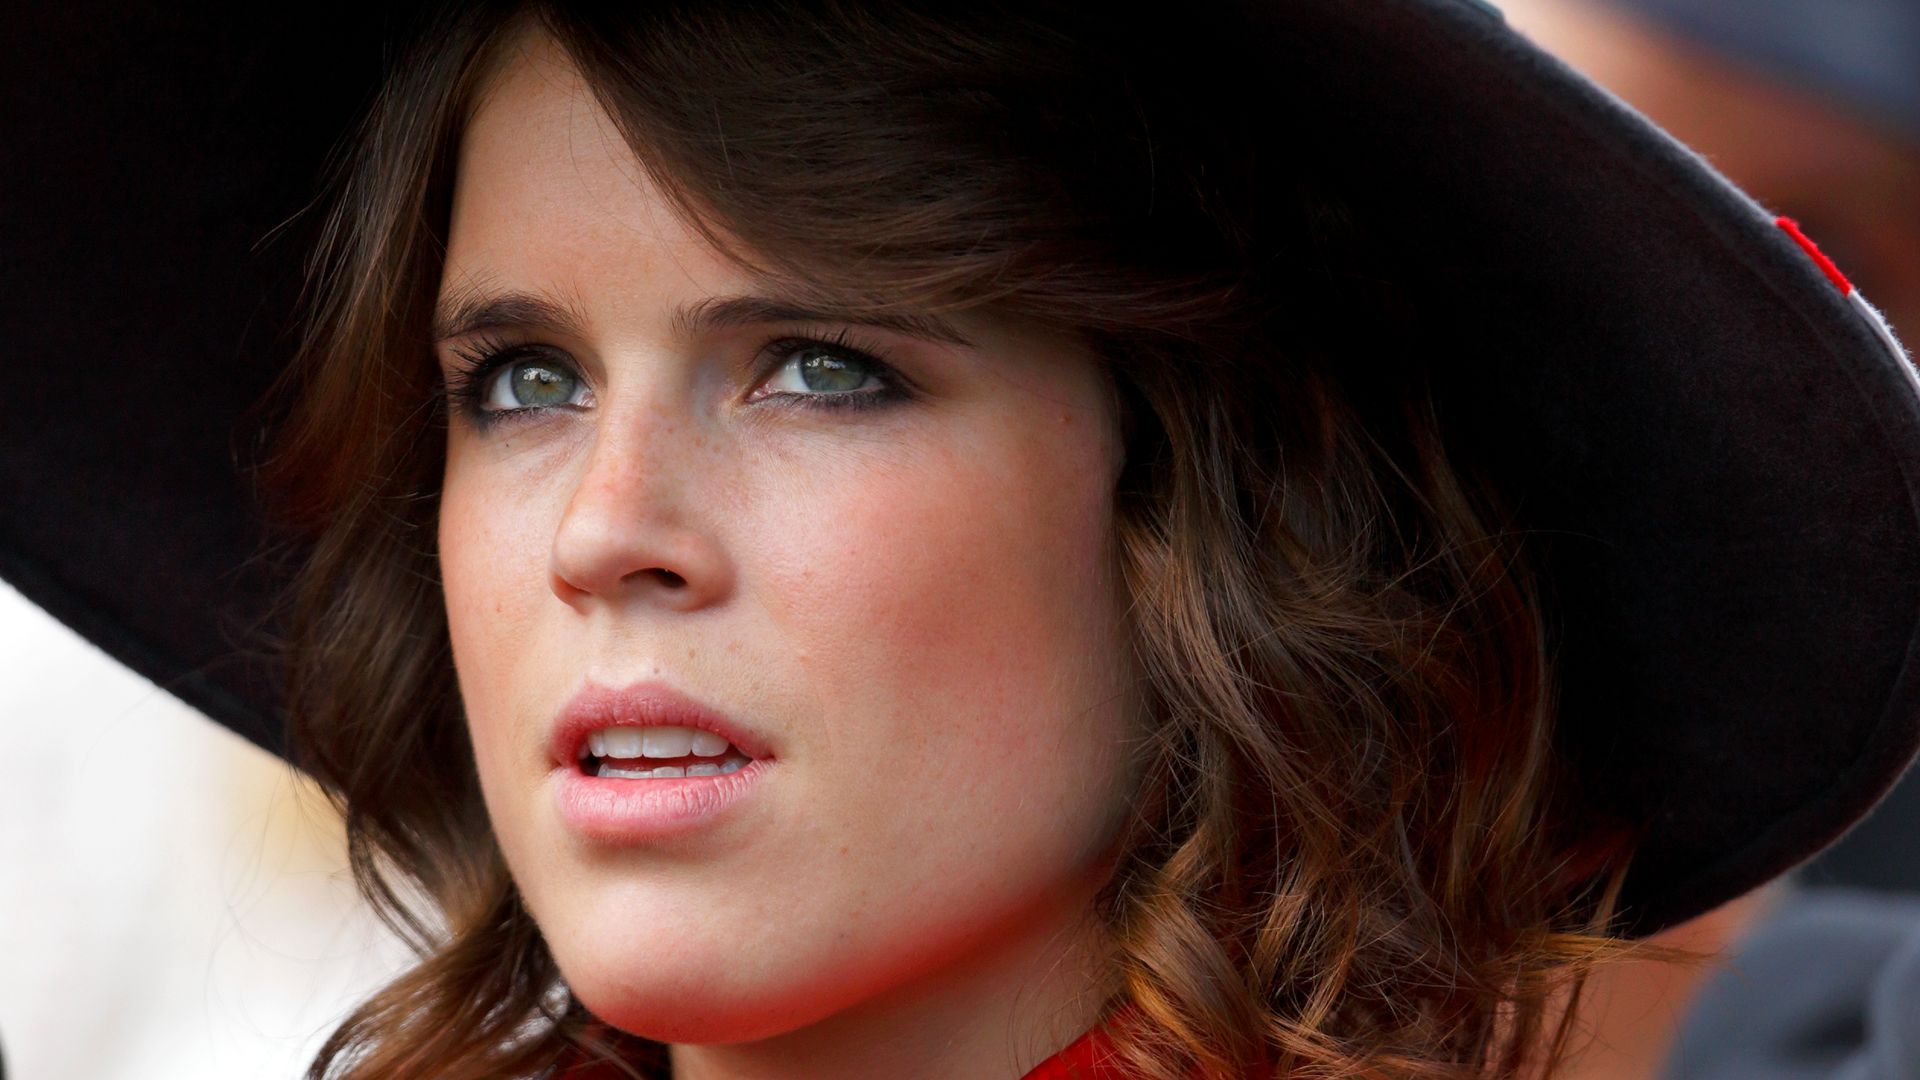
263, 3, 1643, 1076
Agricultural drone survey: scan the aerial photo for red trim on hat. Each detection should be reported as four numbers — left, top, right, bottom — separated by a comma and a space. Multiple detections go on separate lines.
1775, 217, 1854, 295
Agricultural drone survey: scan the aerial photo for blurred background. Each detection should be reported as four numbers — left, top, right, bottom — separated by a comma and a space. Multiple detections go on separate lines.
0, 580, 409, 1080
2, 1, 1916, 1077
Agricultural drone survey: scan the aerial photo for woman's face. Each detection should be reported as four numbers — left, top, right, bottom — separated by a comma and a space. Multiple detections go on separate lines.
435, 32, 1144, 1068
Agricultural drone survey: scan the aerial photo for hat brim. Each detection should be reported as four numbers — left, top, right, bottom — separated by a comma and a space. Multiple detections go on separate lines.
4, 0, 1917, 937
1276, 0, 1920, 934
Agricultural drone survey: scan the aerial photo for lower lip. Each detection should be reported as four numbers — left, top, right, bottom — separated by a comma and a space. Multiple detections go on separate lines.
552, 760, 771, 843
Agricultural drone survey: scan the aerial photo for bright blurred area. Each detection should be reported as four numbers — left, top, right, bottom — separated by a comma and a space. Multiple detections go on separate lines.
0, 579, 409, 1079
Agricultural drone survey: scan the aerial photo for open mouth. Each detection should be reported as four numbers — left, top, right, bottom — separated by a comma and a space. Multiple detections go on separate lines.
577, 724, 755, 779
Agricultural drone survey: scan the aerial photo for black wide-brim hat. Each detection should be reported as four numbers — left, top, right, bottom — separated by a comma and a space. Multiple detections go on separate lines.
4, 0, 1918, 939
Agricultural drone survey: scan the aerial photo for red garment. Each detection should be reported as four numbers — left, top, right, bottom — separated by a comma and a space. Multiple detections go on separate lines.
553, 1012, 1140, 1078
1018, 1014, 1135, 1079
552, 1007, 1277, 1077
1024, 1009, 1273, 1079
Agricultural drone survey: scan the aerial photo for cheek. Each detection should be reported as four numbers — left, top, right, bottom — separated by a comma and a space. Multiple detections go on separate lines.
758, 416, 1135, 845
437, 438, 568, 778
709, 415, 1139, 1021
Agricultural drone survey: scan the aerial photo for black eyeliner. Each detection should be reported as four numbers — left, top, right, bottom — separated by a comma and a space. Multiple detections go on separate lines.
438, 325, 914, 431
440, 333, 572, 431
753, 326, 913, 414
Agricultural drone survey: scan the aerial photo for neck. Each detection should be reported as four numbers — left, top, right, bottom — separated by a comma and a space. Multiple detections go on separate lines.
667, 902, 1118, 1080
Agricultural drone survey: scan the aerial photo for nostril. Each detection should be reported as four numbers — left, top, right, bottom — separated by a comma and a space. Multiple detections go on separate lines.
644, 568, 686, 588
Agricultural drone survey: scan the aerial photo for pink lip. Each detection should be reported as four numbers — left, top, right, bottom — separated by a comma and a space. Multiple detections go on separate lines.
547, 681, 776, 844
547, 680, 774, 768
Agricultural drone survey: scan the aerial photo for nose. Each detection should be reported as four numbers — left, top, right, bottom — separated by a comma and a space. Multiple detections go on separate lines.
549, 410, 734, 612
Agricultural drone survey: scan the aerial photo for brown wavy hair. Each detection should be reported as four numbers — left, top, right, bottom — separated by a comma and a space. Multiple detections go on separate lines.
264, 2, 1647, 1076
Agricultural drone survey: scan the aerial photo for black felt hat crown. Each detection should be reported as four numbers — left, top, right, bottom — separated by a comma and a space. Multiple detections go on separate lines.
5, 0, 1919, 938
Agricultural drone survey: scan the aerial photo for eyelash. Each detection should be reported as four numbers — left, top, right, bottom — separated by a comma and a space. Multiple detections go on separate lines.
439, 327, 909, 430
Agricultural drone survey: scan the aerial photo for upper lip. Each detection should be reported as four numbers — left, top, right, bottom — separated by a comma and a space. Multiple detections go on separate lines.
548, 680, 773, 768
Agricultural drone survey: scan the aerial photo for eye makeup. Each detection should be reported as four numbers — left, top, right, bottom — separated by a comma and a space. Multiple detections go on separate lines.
438, 325, 915, 432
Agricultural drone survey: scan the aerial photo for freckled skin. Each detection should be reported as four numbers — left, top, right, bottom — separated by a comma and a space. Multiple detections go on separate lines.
436, 31, 1145, 1080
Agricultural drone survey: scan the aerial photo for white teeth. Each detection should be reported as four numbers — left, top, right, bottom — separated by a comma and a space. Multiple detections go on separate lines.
641, 728, 695, 758
584, 725, 737, 761
594, 757, 749, 779
599, 728, 645, 759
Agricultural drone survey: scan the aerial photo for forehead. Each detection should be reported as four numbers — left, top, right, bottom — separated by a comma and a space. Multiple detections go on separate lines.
435, 23, 1109, 407
443, 29, 720, 310
438, 36, 982, 352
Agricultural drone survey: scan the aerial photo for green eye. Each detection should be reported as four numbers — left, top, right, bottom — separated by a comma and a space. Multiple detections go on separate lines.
443, 339, 595, 430
485, 359, 584, 410
768, 346, 876, 396
799, 349, 869, 392
503, 359, 576, 405
751, 336, 907, 414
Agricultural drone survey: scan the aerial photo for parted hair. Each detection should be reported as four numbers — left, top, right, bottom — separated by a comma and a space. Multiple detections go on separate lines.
264, 3, 1642, 1077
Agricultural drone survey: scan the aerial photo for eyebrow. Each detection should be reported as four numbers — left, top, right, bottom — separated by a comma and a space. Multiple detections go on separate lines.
432, 287, 975, 349
432, 289, 590, 343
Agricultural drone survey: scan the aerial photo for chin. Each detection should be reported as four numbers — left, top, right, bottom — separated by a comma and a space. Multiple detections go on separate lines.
559, 948, 843, 1045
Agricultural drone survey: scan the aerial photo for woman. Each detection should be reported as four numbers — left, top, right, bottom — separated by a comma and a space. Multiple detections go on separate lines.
5, 1, 1918, 1077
